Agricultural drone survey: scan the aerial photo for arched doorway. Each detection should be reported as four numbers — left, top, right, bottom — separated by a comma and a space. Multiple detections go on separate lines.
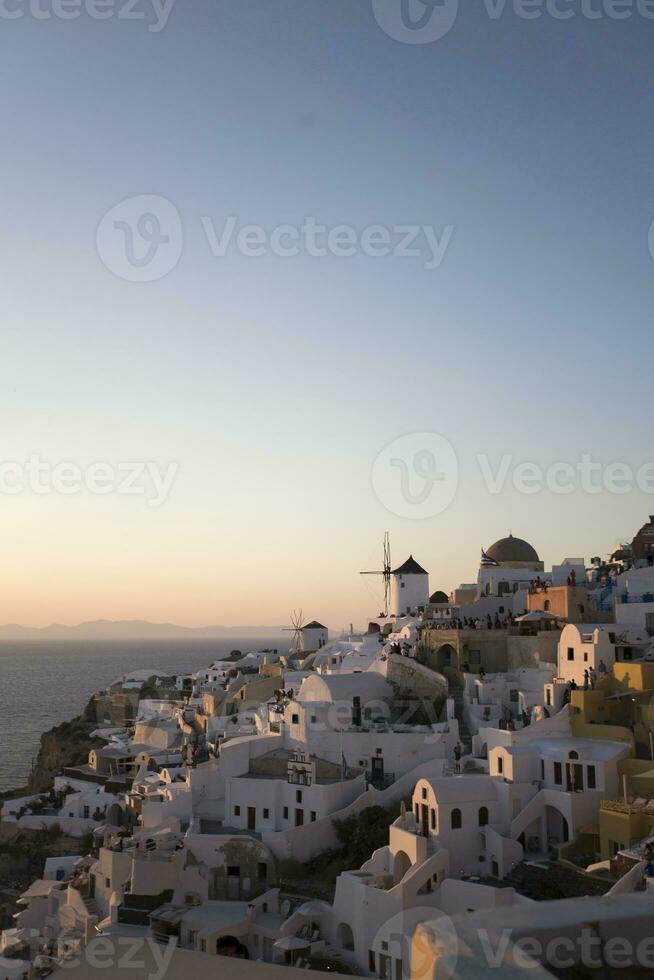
106, 803, 124, 827
337, 922, 355, 951
546, 805, 569, 845
392, 850, 412, 885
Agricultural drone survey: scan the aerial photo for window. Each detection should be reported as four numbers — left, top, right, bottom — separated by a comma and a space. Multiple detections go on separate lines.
421, 787, 427, 799
554, 762, 562, 785
310, 811, 317, 822
569, 750, 579, 760
584, 653, 588, 662
291, 714, 299, 724
83, 805, 90, 819
234, 805, 240, 816
497, 756, 503, 775
296, 790, 303, 803
414, 803, 419, 821
587, 766, 596, 789
311, 715, 317, 723
263, 808, 269, 819
283, 806, 289, 819
451, 808, 462, 829
544, 600, 550, 612
369, 952, 376, 972
430, 808, 436, 830
227, 866, 240, 876
258, 862, 267, 881
478, 806, 489, 827
188, 930, 197, 947
567, 648, 574, 661
200, 940, 206, 953
540, 760, 545, 780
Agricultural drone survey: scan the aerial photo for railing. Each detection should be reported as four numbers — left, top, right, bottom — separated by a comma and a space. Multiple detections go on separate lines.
366, 770, 395, 789
618, 594, 654, 604
601, 798, 654, 815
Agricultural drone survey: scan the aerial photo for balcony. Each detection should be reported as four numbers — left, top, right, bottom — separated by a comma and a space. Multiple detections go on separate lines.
601, 797, 654, 816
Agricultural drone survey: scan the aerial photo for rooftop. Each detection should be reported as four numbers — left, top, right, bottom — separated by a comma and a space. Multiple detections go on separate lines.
392, 555, 428, 575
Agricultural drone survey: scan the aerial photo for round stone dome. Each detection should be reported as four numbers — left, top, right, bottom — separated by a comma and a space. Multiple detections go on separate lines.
429, 590, 449, 604
485, 534, 540, 564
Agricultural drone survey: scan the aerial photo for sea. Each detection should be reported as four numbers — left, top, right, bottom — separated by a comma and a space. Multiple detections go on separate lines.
0, 637, 286, 793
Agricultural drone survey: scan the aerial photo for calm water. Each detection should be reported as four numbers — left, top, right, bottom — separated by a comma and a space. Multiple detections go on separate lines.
0, 638, 285, 792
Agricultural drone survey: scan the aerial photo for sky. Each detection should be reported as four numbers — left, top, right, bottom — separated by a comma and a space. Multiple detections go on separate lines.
1, 0, 653, 629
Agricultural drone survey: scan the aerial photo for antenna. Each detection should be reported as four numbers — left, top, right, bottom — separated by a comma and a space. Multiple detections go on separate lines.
360, 532, 392, 617
282, 609, 306, 656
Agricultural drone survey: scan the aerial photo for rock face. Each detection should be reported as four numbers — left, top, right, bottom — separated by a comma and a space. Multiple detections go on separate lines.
27, 710, 100, 794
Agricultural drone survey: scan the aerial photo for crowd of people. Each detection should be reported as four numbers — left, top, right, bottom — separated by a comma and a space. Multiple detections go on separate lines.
427, 611, 515, 631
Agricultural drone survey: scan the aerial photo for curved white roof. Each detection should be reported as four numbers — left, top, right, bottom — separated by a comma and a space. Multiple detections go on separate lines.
416, 774, 496, 803
296, 672, 393, 704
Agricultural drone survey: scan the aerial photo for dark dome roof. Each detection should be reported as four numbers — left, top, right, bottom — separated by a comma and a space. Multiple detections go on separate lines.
429, 590, 449, 604
485, 534, 540, 564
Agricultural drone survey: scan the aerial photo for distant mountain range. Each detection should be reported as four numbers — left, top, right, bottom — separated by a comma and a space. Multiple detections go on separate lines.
0, 620, 287, 640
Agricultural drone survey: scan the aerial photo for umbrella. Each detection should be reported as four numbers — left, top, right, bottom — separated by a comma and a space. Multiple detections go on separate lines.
274, 936, 311, 951
295, 900, 330, 917
515, 611, 559, 622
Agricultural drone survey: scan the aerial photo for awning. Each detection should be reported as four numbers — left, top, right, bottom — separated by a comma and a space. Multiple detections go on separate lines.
274, 936, 311, 951
295, 900, 330, 917
579, 822, 600, 835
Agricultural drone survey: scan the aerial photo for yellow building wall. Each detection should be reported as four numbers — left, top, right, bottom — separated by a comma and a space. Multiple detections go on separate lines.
613, 661, 654, 692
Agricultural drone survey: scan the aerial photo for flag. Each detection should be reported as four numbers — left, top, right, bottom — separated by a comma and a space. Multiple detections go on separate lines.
480, 548, 500, 567
341, 752, 349, 779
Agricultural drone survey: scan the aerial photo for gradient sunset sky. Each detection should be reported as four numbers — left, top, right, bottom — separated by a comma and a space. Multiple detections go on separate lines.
1, 2, 653, 629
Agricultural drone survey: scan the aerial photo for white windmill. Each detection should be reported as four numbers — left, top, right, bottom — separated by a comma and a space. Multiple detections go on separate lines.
282, 609, 306, 656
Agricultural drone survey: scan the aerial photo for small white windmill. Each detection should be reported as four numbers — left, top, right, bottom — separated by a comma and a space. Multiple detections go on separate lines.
282, 609, 306, 656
